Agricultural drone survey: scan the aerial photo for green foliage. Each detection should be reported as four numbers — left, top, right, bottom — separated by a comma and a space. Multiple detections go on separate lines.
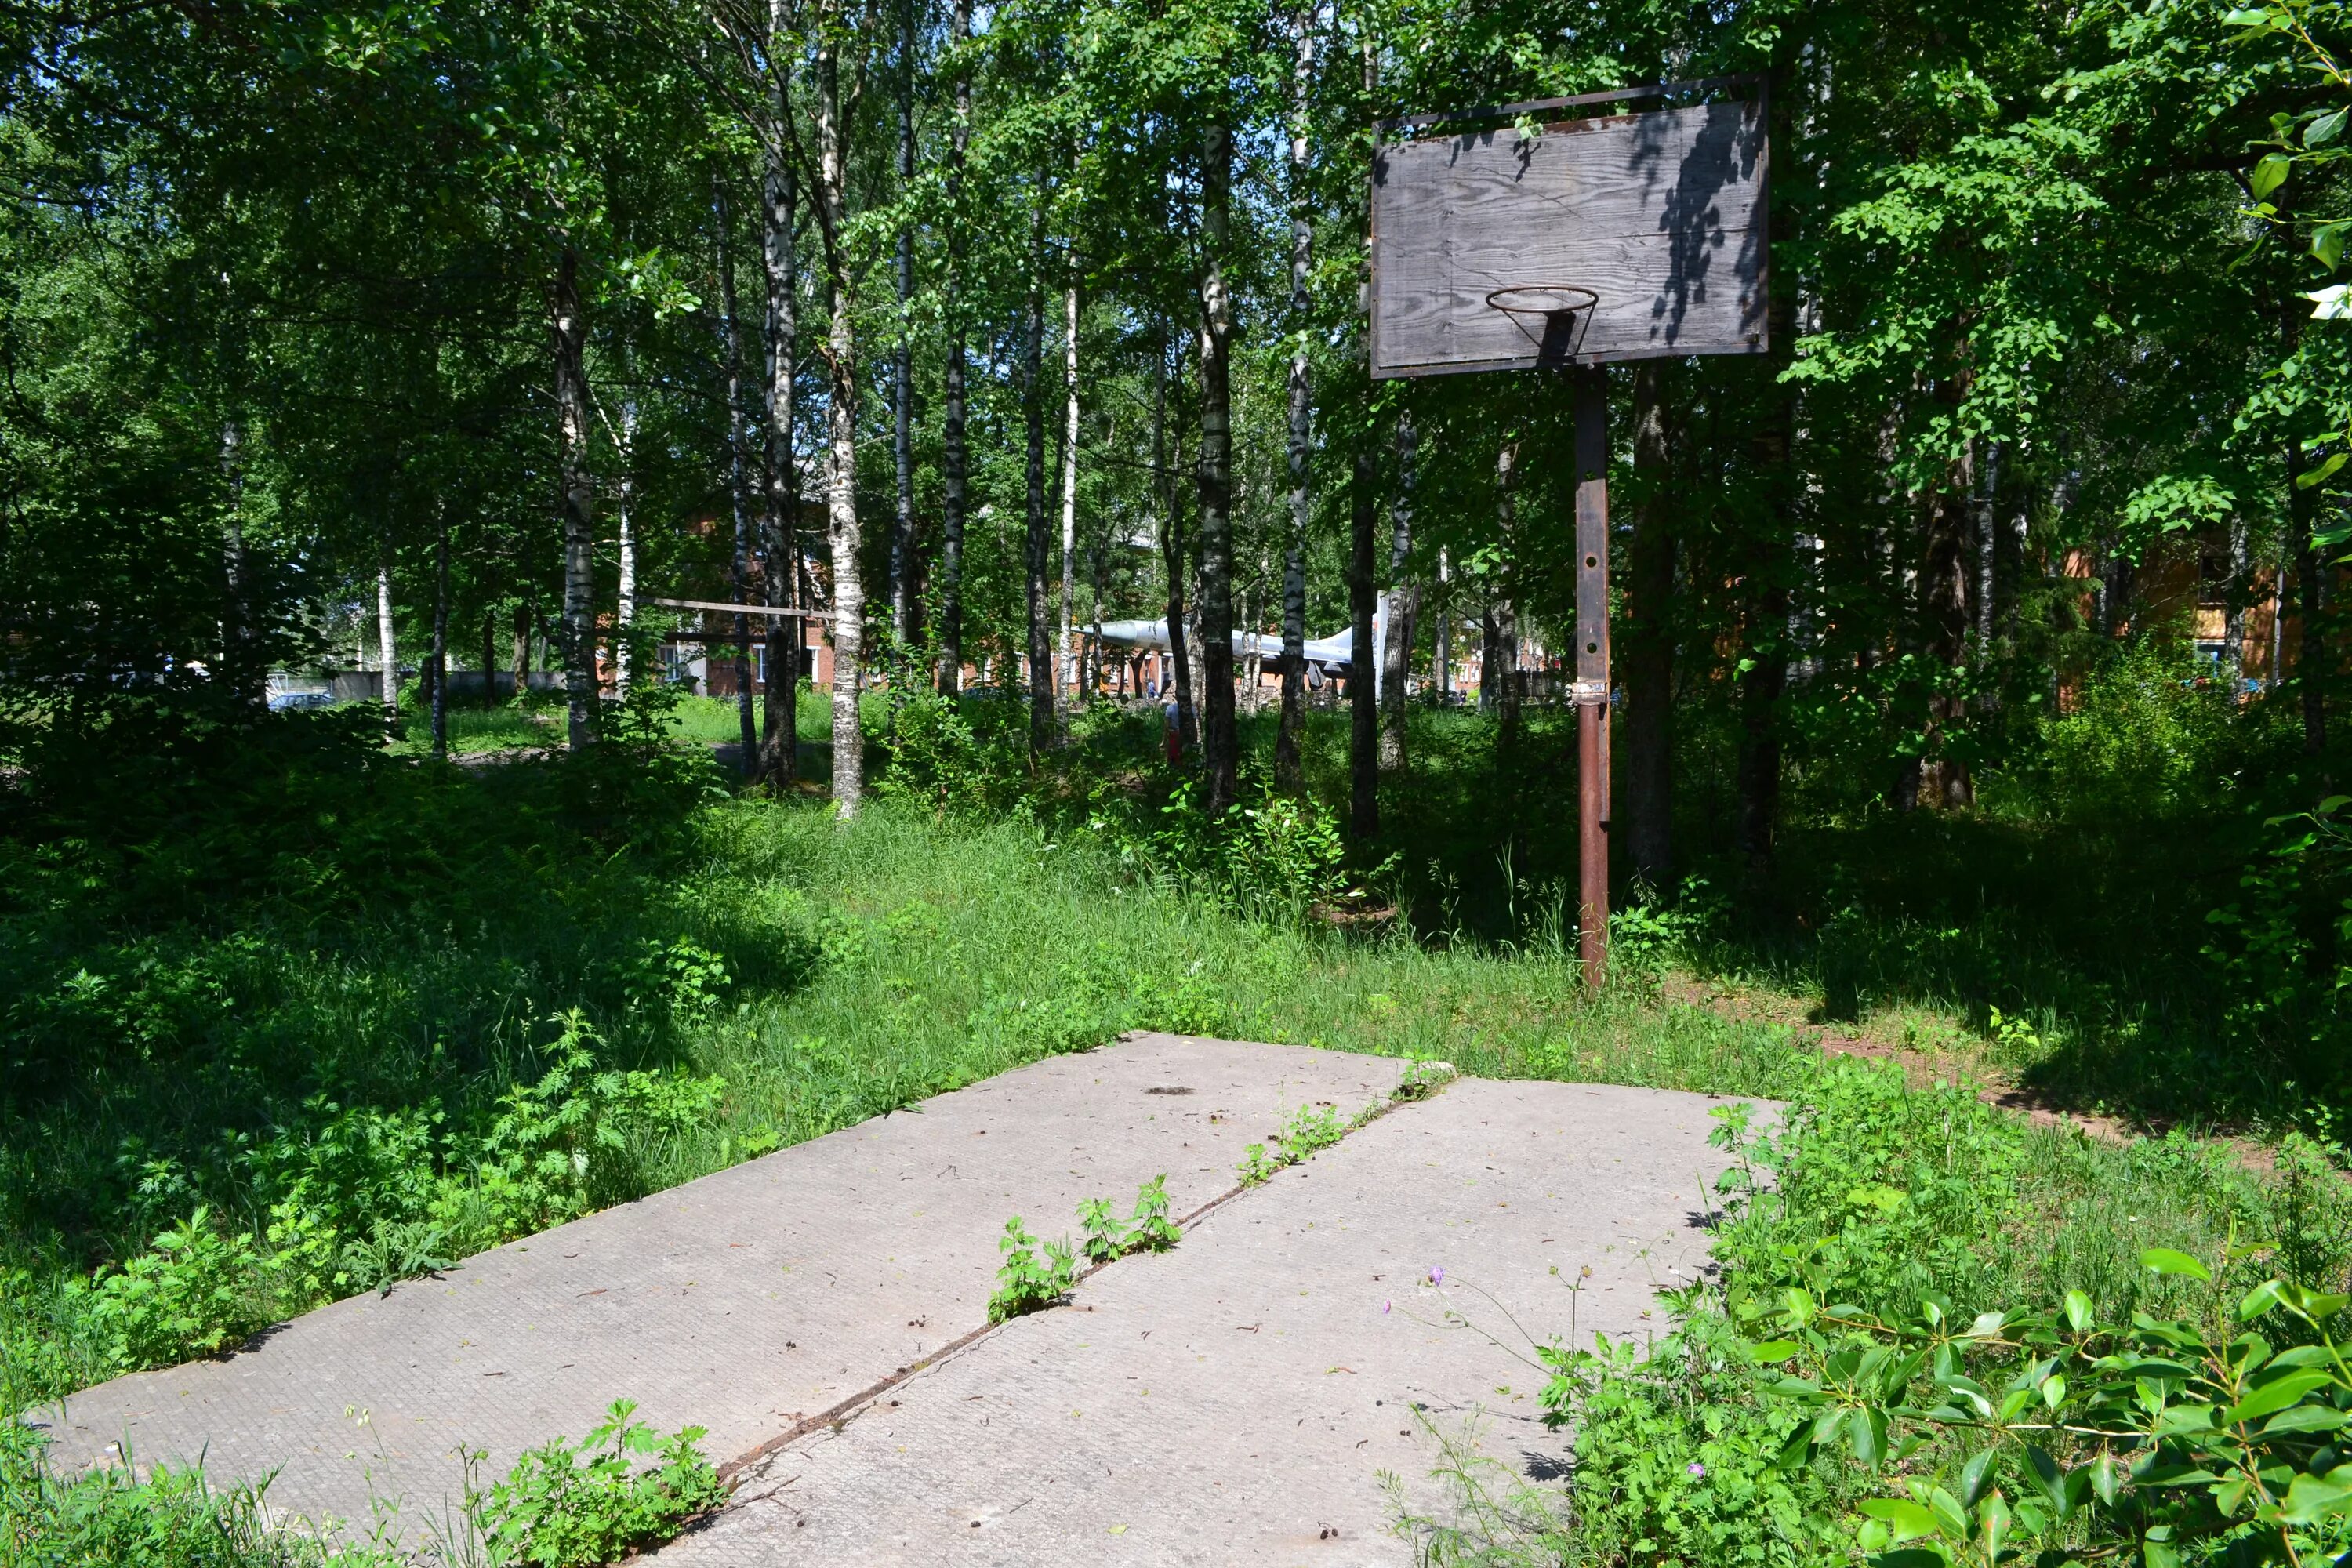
1393, 1057, 1460, 1101
2201, 796, 2352, 1091
24, 1013, 724, 1381
987, 1216, 1079, 1323
0, 1417, 394, 1568
1238, 1101, 1353, 1185
1237, 1142, 1283, 1186
1527, 1054, 2352, 1568
1126, 1174, 1181, 1253
1077, 1174, 1183, 1265
1548, 1311, 1859, 1568
1713, 1067, 2028, 1317
1076, 1195, 1129, 1263
470, 1399, 727, 1568
1745, 1257, 2352, 1568
455, 1017, 726, 1245
2005, 639, 2277, 826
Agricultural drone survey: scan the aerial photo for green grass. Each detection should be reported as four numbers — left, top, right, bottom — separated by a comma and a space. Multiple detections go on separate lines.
4, 670, 2342, 1564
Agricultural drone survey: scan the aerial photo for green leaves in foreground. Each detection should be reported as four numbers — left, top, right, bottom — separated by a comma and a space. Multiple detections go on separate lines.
470, 1399, 727, 1568
1748, 1249, 2352, 1567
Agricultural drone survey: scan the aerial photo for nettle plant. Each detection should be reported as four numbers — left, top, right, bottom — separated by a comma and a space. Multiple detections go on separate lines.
993, 1176, 1185, 1320
469, 1398, 727, 1568
1751, 1248, 2352, 1566
1239, 1101, 1357, 1186
989, 1216, 1080, 1323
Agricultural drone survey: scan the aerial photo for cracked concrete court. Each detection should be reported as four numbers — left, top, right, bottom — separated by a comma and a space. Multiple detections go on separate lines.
37, 1033, 1745, 1563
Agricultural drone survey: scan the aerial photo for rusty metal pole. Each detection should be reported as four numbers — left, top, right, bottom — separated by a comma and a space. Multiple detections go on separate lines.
1573, 364, 1611, 990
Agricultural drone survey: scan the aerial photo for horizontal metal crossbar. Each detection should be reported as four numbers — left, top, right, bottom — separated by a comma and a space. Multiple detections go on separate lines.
644, 597, 837, 621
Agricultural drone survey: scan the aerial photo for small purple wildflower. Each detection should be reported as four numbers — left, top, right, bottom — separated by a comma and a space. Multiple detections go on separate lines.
1686, 1461, 1706, 1479
1429, 1265, 1445, 1286
1382, 1300, 1392, 1315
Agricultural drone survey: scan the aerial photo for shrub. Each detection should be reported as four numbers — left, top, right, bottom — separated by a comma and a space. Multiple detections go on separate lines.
2017, 637, 2270, 825
987, 1216, 1078, 1323
448, 1018, 726, 1248
470, 1399, 727, 1568
0, 1416, 393, 1568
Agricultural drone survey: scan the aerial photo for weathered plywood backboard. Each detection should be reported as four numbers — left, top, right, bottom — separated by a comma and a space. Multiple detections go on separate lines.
1370, 99, 1769, 376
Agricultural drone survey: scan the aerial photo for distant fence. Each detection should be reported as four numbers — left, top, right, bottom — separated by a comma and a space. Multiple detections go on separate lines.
274, 671, 564, 703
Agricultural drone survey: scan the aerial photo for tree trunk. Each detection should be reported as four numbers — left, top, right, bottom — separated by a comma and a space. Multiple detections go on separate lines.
1378, 408, 1415, 774
718, 176, 758, 775
482, 605, 497, 710
1433, 550, 1450, 701
220, 418, 261, 710
554, 242, 597, 751
1023, 201, 1054, 753
377, 558, 399, 740
891, 0, 917, 649
1975, 439, 1998, 652
1479, 589, 1500, 714
937, 0, 971, 695
1492, 436, 1520, 758
1275, 0, 1314, 790
814, 16, 864, 815
1921, 432, 1975, 808
1058, 282, 1080, 711
2227, 513, 2249, 699
1348, 435, 1378, 840
1196, 124, 1238, 812
760, 54, 800, 787
1155, 330, 1196, 754
1623, 359, 1676, 891
430, 512, 450, 757
511, 598, 530, 709
2293, 463, 2326, 758
615, 398, 637, 700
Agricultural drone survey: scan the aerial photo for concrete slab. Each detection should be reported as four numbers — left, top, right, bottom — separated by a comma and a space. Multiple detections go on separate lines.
654, 1076, 1740, 1567
36, 1034, 1406, 1539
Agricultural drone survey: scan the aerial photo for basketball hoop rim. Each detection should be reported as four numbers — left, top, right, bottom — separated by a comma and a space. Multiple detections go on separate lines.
1483, 285, 1601, 318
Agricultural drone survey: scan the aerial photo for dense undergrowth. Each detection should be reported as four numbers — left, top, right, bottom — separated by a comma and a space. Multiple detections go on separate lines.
1401, 1061, 2352, 1566
5, 632, 2348, 1563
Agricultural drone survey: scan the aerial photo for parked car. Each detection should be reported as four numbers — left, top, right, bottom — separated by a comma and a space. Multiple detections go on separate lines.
269, 691, 336, 712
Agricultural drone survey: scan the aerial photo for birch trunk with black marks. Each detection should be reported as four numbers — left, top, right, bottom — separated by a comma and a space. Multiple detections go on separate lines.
1196, 123, 1238, 814
615, 397, 637, 700
1492, 436, 1519, 758
937, 0, 972, 695
1155, 331, 1196, 754
813, 16, 863, 814
1275, 0, 1314, 789
430, 511, 449, 757
760, 17, 800, 786
719, 176, 758, 774
1022, 201, 1053, 753
377, 559, 398, 739
889, 0, 916, 647
2226, 513, 2249, 699
554, 243, 597, 751
1378, 408, 1414, 775
1058, 282, 1079, 710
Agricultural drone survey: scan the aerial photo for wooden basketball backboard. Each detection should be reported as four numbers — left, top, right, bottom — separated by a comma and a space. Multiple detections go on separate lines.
1370, 86, 1769, 377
